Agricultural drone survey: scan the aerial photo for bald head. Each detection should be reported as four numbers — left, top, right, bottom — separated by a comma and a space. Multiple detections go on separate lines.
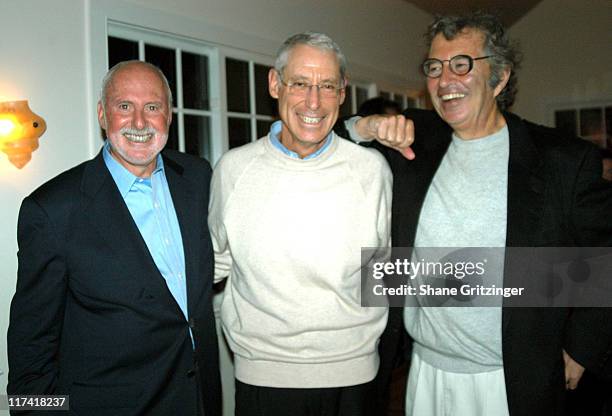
100, 60, 173, 114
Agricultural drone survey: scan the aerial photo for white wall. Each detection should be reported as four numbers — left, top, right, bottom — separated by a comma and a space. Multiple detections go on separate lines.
0, 1, 90, 413
0, 0, 431, 413
510, 0, 612, 125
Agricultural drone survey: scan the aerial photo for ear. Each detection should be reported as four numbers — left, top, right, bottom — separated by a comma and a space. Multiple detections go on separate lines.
338, 77, 347, 105
97, 101, 107, 130
166, 108, 173, 128
268, 68, 280, 99
493, 67, 511, 98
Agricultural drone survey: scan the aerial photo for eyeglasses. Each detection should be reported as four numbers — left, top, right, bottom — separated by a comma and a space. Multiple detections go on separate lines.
421, 55, 493, 78
279, 77, 344, 98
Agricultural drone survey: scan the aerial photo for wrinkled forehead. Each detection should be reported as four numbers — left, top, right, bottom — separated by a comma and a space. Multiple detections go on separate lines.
106, 65, 168, 101
284, 45, 342, 80
429, 28, 487, 57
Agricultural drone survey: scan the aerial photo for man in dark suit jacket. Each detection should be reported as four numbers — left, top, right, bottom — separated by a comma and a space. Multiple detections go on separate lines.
338, 12, 612, 416
7, 61, 221, 416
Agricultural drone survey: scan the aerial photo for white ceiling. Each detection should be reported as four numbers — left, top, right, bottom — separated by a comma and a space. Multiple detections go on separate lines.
405, 0, 543, 27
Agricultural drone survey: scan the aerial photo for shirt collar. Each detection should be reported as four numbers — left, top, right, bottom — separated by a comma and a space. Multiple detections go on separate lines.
102, 140, 164, 198
269, 120, 333, 160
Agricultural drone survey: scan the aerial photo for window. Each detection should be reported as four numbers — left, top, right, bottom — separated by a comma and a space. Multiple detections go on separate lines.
224, 57, 277, 148
340, 83, 373, 117
379, 90, 417, 110
107, 24, 220, 163
554, 104, 612, 150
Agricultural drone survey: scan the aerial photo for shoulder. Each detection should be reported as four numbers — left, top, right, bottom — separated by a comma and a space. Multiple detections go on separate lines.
508, 113, 600, 161
27, 158, 92, 209
335, 134, 392, 180
162, 148, 212, 179
213, 138, 265, 174
19, 157, 98, 233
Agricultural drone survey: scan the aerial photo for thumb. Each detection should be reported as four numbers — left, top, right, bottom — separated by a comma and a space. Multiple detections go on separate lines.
398, 146, 416, 160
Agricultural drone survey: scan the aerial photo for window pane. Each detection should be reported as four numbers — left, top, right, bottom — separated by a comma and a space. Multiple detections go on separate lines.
228, 117, 251, 149
580, 108, 603, 147
339, 85, 353, 117
555, 110, 577, 137
166, 116, 179, 151
226, 58, 250, 113
108, 37, 139, 68
184, 115, 211, 161
356, 87, 369, 110
182, 52, 209, 110
255, 64, 276, 116
145, 44, 177, 105
257, 120, 274, 138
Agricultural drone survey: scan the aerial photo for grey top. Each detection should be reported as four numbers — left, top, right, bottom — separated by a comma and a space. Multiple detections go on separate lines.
404, 125, 510, 373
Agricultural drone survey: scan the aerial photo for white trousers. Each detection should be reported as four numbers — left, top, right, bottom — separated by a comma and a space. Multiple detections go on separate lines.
405, 353, 510, 416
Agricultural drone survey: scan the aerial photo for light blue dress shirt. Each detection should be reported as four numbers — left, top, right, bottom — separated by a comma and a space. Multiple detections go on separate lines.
103, 142, 192, 344
269, 120, 333, 159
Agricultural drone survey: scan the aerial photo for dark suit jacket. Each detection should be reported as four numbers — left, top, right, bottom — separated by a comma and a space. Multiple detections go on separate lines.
336, 110, 612, 416
7, 149, 221, 416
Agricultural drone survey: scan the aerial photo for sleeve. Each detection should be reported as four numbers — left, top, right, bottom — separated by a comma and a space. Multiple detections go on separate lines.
564, 146, 612, 377
378, 157, 393, 251
207, 163, 233, 283
7, 196, 67, 395
343, 116, 370, 143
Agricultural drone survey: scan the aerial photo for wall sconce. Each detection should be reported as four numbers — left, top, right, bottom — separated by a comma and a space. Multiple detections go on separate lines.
0, 100, 47, 169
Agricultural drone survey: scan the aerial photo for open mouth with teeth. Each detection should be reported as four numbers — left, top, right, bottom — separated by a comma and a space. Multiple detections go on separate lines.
441, 93, 466, 101
123, 133, 153, 143
120, 127, 157, 143
299, 114, 325, 124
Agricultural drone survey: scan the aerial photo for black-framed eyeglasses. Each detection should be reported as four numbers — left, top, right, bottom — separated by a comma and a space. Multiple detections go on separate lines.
278, 74, 345, 98
421, 55, 493, 78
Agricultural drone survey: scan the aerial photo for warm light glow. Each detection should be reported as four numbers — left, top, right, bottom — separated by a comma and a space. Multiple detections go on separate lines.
0, 118, 17, 137
0, 100, 47, 169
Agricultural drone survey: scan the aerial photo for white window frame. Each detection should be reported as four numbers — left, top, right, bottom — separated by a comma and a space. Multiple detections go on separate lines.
107, 22, 222, 162
219, 48, 275, 146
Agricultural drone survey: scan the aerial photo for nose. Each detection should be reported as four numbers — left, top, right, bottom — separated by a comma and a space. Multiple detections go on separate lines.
438, 62, 456, 88
133, 107, 146, 129
304, 85, 321, 110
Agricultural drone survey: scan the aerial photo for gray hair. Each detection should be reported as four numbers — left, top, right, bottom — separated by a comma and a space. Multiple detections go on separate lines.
100, 60, 173, 111
274, 32, 347, 83
425, 11, 522, 111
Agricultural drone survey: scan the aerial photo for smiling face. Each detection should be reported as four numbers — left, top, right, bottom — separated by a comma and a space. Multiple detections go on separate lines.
269, 44, 345, 158
427, 29, 509, 139
97, 62, 172, 177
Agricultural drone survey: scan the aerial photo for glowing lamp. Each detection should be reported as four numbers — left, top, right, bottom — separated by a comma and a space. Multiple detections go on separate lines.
0, 100, 47, 168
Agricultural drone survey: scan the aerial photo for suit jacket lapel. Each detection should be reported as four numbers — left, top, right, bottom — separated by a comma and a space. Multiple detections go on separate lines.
163, 155, 202, 322
81, 151, 192, 321
505, 114, 546, 247
503, 113, 546, 334
81, 152, 161, 279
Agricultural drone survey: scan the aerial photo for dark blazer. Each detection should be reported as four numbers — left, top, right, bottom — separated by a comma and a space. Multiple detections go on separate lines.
336, 109, 612, 416
7, 149, 221, 416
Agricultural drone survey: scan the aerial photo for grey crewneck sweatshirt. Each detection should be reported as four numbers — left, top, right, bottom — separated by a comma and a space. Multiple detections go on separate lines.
404, 125, 510, 373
